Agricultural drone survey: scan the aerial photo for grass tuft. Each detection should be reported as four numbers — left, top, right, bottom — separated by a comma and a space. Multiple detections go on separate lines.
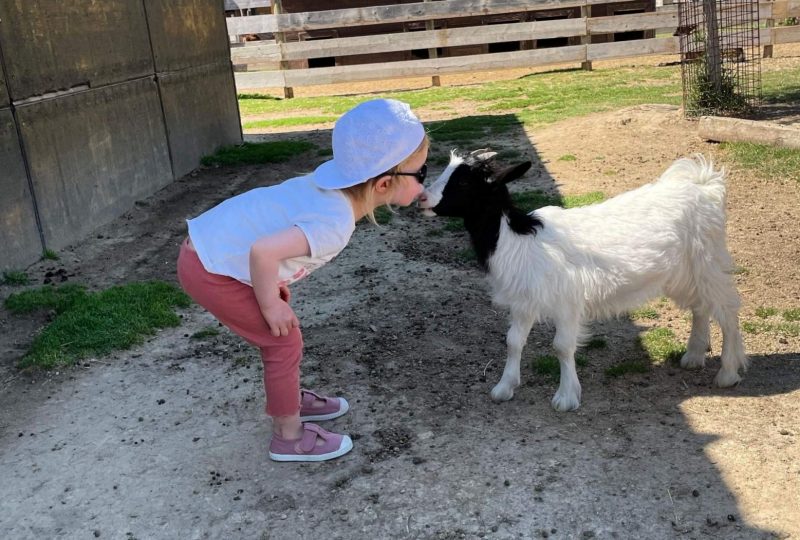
6, 281, 191, 369
201, 141, 316, 167
783, 308, 800, 322
42, 249, 59, 261
2, 270, 30, 286
558, 154, 577, 162
721, 142, 800, 184
742, 320, 800, 337
638, 327, 686, 365
191, 327, 220, 340
630, 306, 660, 320
755, 306, 778, 319
532, 353, 588, 380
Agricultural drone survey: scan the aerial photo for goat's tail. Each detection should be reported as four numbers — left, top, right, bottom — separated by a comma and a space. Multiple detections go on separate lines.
659, 154, 727, 204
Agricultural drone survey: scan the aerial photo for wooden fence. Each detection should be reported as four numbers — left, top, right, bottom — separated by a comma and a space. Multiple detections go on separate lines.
226, 0, 800, 93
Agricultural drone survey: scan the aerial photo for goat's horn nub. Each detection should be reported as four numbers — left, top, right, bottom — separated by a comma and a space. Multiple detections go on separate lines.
470, 148, 497, 161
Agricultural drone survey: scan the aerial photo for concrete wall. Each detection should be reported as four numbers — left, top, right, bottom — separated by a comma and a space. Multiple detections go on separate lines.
0, 0, 242, 270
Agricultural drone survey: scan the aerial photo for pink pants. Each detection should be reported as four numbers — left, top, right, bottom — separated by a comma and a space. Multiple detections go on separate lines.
177, 239, 302, 417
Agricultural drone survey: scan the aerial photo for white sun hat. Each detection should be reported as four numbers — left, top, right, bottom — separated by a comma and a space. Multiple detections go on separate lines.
313, 98, 425, 190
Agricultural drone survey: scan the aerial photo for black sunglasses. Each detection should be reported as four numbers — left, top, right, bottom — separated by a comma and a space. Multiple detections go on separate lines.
392, 163, 428, 184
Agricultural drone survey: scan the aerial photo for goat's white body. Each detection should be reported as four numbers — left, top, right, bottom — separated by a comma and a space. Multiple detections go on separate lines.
486, 157, 748, 410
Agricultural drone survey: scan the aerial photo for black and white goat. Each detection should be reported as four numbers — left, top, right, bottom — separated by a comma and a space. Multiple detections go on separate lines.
419, 151, 747, 411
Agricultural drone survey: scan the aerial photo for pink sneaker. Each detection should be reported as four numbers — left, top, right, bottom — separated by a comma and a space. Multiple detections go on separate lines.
299, 389, 350, 422
269, 423, 353, 462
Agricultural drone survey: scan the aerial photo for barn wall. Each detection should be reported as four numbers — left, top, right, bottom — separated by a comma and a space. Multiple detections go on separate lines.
0, 0, 242, 270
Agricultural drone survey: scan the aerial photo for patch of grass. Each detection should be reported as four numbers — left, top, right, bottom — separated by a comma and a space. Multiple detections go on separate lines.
558, 154, 577, 162
532, 353, 588, 380
456, 248, 476, 262
605, 361, 649, 378
5, 283, 87, 313
374, 206, 394, 225
495, 148, 523, 160
237, 93, 281, 100
583, 337, 607, 350
783, 308, 800, 322
42, 249, 59, 261
630, 306, 660, 320
443, 217, 465, 232
237, 62, 799, 135
563, 191, 605, 208
638, 327, 686, 365
732, 265, 748, 276
511, 190, 561, 211
201, 141, 316, 167
191, 327, 220, 340
742, 320, 800, 337
721, 142, 800, 183
242, 115, 337, 130
427, 115, 520, 144
755, 306, 778, 319
6, 281, 191, 369
2, 270, 30, 286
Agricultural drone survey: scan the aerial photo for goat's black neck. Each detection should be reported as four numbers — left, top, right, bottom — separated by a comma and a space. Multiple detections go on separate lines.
463, 199, 542, 270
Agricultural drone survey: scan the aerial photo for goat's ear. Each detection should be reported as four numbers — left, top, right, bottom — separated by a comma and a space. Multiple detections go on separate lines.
494, 162, 532, 185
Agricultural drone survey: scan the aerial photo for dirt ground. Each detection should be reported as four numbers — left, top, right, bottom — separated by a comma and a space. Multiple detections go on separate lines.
1, 49, 799, 540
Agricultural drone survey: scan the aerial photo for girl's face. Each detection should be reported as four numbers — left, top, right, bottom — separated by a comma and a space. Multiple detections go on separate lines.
387, 147, 428, 207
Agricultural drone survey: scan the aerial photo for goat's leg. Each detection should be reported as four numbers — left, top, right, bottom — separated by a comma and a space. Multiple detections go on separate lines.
695, 263, 748, 386
490, 308, 535, 402
551, 319, 582, 412
714, 301, 748, 387
680, 306, 710, 369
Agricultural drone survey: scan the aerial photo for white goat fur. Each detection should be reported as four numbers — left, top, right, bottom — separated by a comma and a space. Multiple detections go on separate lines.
479, 156, 745, 410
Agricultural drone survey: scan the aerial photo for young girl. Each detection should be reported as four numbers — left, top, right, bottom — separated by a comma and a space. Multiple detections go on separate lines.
177, 99, 429, 462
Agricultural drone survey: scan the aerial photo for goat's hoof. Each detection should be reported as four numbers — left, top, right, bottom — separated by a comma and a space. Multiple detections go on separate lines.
680, 351, 706, 370
714, 369, 741, 388
490, 383, 515, 402
551, 390, 580, 412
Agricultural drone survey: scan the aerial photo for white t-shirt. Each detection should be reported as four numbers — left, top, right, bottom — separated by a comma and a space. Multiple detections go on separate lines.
187, 174, 356, 286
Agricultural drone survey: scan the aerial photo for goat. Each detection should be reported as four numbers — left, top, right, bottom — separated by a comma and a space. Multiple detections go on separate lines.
419, 150, 747, 411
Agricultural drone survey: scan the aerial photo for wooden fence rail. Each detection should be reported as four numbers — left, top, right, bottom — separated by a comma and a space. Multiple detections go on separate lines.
226, 0, 800, 92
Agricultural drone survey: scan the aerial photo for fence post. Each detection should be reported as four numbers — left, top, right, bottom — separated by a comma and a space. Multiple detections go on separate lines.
764, 0, 775, 58
273, 0, 294, 98
424, 0, 441, 86
581, 2, 592, 71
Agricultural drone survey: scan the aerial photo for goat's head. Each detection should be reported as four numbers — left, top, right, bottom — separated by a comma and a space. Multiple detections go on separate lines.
419, 149, 532, 218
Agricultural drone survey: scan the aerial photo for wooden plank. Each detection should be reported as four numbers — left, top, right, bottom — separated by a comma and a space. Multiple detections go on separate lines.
226, 0, 651, 35
235, 44, 588, 88
224, 0, 271, 9
587, 36, 678, 60
275, 19, 585, 61
588, 11, 677, 33
773, 25, 800, 45
231, 41, 281, 63
233, 12, 678, 64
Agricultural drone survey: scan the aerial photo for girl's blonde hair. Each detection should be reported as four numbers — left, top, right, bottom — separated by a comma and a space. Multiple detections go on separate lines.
342, 134, 430, 224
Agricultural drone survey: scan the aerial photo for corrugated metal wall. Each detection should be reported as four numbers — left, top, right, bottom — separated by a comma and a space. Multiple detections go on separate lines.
0, 0, 242, 270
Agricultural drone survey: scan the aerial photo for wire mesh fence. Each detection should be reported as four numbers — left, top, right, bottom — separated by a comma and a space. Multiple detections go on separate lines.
677, 0, 762, 117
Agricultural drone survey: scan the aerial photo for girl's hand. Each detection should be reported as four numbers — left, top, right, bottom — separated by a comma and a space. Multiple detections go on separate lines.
263, 299, 299, 337
279, 284, 291, 303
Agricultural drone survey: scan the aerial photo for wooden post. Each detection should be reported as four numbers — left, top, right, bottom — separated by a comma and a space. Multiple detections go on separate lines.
273, 0, 294, 99
581, 2, 592, 71
764, 0, 775, 59
424, 0, 441, 86
702, 0, 722, 95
